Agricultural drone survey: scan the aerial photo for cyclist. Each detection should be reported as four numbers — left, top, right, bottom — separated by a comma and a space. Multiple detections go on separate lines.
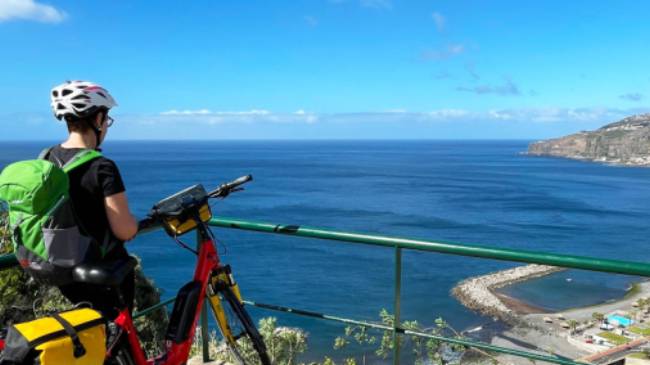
47, 80, 138, 319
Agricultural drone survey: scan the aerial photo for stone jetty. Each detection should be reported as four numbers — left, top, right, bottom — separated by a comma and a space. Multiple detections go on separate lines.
452, 264, 564, 322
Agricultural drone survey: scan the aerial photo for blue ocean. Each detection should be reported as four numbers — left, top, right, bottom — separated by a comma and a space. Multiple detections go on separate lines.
2, 140, 650, 361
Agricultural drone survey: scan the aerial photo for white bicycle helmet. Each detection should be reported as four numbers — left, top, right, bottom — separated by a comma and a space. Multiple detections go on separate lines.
50, 80, 117, 120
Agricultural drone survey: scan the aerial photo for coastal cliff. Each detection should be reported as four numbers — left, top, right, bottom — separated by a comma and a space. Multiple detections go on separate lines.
528, 113, 650, 166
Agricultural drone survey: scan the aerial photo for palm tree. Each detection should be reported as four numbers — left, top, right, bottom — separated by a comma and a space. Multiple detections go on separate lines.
592, 312, 604, 324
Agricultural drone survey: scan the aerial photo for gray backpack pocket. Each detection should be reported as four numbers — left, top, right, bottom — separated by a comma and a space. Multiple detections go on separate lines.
43, 226, 92, 268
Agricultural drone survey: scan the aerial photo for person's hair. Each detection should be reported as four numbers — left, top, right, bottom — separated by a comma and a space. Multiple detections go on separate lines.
64, 109, 105, 133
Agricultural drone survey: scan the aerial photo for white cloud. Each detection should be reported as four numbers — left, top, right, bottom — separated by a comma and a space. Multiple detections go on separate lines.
480, 108, 628, 123
457, 78, 521, 96
0, 0, 66, 23
161, 109, 272, 116
158, 109, 317, 124
431, 12, 445, 31
620, 93, 644, 102
420, 44, 465, 61
5, 107, 649, 140
427, 109, 470, 120
149, 107, 645, 126
161, 109, 212, 115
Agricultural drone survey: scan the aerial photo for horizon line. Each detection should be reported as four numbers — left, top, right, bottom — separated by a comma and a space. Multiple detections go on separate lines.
0, 138, 538, 142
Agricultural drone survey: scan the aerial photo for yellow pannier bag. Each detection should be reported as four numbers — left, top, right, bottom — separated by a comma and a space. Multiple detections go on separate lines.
1, 308, 106, 365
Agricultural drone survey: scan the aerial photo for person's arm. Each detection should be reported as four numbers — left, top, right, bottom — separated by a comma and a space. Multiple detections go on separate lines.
105, 192, 138, 241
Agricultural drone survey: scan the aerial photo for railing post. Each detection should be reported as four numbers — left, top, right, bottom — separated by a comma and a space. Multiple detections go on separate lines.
393, 246, 402, 365
197, 230, 210, 363
201, 299, 210, 362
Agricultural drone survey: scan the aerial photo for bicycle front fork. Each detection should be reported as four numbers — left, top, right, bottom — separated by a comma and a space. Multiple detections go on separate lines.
210, 265, 243, 302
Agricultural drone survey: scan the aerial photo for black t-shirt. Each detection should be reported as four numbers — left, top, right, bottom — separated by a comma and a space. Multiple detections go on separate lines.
47, 145, 127, 259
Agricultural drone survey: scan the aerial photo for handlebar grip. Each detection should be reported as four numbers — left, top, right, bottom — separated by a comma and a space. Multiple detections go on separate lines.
138, 216, 160, 235
209, 175, 253, 197
225, 174, 253, 189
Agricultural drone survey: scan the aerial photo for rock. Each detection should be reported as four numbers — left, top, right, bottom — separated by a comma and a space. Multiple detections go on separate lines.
527, 113, 650, 166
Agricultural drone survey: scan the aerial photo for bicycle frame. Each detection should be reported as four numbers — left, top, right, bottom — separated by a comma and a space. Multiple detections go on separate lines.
113, 225, 219, 365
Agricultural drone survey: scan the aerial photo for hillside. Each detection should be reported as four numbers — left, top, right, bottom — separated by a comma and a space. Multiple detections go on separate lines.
528, 113, 650, 166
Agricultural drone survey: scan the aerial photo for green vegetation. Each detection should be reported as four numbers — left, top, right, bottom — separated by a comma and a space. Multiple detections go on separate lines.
328, 310, 476, 365
189, 309, 479, 365
602, 130, 628, 139
628, 351, 650, 359
597, 332, 630, 346
567, 319, 578, 334
190, 317, 308, 365
592, 312, 604, 323
629, 326, 650, 336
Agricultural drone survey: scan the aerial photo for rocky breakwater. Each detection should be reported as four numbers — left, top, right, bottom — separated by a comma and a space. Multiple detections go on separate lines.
528, 113, 650, 166
452, 264, 564, 322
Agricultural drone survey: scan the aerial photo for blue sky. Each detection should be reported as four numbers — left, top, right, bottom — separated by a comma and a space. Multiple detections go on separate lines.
1, 0, 649, 140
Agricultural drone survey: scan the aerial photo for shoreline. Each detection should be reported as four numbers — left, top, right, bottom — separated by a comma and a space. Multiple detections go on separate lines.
525, 152, 650, 168
453, 266, 650, 364
489, 282, 650, 364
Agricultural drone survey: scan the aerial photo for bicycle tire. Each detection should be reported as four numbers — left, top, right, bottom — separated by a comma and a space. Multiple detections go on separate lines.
111, 348, 135, 365
106, 339, 135, 365
104, 348, 135, 365
216, 286, 271, 365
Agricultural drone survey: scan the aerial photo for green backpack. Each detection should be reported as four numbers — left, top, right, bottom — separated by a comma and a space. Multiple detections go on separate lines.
0, 148, 103, 285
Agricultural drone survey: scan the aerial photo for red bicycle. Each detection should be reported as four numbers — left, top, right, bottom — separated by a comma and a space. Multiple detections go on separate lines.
88, 175, 271, 364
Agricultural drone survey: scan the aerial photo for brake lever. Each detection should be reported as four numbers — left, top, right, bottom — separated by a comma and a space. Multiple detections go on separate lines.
212, 186, 245, 199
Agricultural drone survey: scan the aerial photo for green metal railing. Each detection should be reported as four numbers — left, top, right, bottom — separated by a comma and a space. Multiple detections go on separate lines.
2, 216, 650, 365
207, 217, 650, 365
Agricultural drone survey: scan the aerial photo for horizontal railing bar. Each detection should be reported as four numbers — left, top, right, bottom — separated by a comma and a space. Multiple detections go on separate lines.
0, 252, 17, 270
243, 300, 586, 365
209, 217, 650, 277
133, 296, 176, 318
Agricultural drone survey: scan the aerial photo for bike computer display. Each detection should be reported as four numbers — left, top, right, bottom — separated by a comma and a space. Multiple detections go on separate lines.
151, 184, 212, 236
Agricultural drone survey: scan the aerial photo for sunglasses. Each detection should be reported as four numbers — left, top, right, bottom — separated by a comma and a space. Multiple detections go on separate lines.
106, 115, 114, 128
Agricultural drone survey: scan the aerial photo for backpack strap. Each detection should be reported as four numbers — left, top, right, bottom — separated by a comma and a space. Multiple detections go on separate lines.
62, 150, 103, 173
37, 147, 53, 160
38, 147, 66, 167
50, 313, 86, 358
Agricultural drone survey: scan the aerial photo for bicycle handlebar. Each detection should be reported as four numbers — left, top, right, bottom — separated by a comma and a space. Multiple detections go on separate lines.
208, 174, 253, 198
137, 175, 253, 234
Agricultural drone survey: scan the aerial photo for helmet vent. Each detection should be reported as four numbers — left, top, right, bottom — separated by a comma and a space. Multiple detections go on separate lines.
50, 80, 116, 119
